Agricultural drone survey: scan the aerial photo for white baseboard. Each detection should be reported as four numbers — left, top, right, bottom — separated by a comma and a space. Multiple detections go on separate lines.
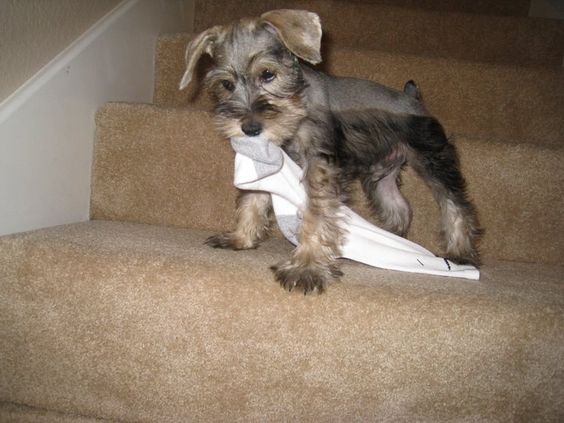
0, 0, 192, 236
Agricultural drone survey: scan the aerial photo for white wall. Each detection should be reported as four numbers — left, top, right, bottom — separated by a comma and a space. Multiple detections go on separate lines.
0, 0, 121, 102
0, 0, 194, 236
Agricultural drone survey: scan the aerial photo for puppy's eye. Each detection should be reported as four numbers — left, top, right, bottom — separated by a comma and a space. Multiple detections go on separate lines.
221, 80, 235, 91
260, 70, 276, 83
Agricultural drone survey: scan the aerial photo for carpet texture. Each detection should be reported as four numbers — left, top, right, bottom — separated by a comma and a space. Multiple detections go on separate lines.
1, 0, 564, 421
1, 221, 563, 422
0, 402, 104, 423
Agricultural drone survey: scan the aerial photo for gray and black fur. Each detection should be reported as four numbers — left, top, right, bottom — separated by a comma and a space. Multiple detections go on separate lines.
179, 9, 481, 293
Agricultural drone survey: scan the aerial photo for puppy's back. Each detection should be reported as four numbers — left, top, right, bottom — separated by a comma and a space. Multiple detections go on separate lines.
303, 66, 427, 116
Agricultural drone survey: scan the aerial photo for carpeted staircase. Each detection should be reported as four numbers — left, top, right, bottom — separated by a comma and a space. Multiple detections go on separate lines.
1, 0, 563, 421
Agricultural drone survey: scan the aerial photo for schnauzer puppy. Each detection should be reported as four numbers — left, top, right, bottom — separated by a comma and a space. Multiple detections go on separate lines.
179, 9, 481, 293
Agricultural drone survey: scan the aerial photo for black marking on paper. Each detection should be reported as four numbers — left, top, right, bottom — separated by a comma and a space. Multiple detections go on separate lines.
444, 258, 451, 271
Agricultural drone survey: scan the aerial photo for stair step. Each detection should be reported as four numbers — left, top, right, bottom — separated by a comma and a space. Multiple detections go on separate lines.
1, 220, 562, 421
192, 0, 564, 68
92, 103, 564, 265
154, 34, 564, 146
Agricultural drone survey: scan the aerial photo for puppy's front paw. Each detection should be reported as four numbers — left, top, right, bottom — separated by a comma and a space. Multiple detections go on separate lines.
270, 261, 342, 294
205, 233, 257, 250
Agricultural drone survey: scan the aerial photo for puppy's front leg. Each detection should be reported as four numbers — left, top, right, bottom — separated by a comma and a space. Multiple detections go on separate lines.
272, 157, 345, 294
206, 191, 272, 250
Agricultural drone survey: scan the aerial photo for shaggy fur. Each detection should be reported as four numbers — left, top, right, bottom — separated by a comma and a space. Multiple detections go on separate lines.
179, 9, 481, 293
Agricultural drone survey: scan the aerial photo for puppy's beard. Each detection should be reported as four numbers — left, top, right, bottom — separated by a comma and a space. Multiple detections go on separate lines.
213, 117, 244, 139
261, 123, 295, 146
262, 107, 308, 145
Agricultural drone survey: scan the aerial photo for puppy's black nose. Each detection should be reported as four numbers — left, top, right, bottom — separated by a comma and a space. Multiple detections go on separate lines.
241, 121, 262, 137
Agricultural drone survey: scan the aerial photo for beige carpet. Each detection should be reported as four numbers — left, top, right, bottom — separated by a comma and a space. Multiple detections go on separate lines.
0, 402, 104, 423
1, 221, 563, 422
1, 0, 563, 421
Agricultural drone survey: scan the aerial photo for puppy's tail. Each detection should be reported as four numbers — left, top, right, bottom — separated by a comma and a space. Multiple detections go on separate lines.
404, 80, 422, 101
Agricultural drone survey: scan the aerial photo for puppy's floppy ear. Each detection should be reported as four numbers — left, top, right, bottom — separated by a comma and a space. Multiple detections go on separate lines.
261, 9, 322, 65
179, 25, 223, 90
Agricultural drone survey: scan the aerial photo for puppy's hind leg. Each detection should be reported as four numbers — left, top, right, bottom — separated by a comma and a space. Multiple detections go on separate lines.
406, 116, 482, 266
206, 191, 273, 250
361, 165, 412, 238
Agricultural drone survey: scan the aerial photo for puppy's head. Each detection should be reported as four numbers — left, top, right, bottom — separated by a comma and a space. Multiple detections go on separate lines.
179, 10, 322, 144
